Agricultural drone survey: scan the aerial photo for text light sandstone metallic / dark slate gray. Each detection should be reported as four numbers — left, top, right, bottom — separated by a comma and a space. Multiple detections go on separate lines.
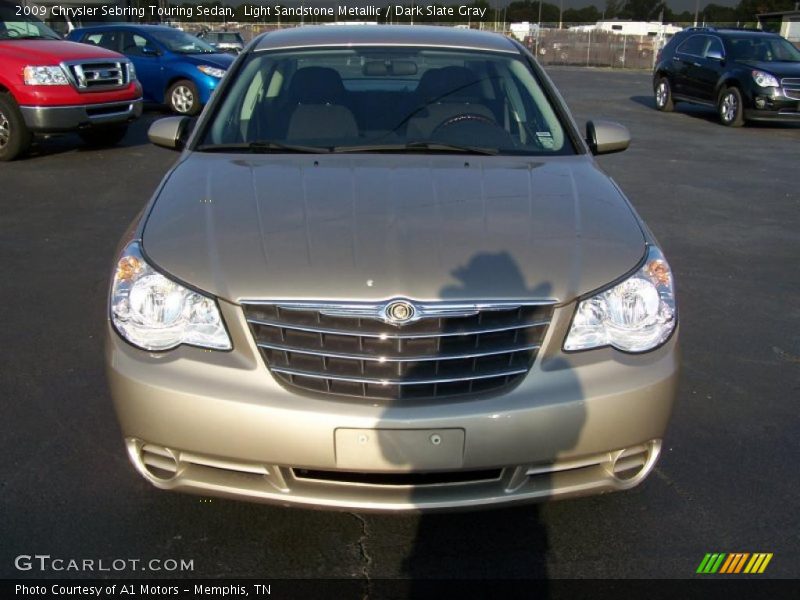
106, 25, 679, 511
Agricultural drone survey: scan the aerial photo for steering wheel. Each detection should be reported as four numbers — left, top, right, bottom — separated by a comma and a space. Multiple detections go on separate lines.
431, 113, 496, 136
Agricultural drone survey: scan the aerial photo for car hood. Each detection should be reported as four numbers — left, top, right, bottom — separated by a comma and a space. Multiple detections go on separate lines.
0, 39, 125, 62
142, 154, 646, 304
739, 60, 800, 78
182, 52, 235, 68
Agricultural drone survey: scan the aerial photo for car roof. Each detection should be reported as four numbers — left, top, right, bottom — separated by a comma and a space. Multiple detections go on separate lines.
71, 24, 177, 33
252, 25, 519, 54
677, 27, 781, 38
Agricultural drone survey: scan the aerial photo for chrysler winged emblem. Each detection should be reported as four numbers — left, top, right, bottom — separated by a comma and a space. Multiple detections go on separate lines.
382, 300, 416, 325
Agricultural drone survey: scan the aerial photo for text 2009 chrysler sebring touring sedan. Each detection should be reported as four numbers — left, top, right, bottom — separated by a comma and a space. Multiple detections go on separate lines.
107, 26, 679, 511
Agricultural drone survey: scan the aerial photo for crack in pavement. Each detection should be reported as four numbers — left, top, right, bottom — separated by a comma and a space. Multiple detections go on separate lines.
350, 512, 373, 599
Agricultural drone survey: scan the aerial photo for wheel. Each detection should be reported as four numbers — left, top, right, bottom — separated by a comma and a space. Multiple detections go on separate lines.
78, 125, 128, 147
0, 92, 32, 161
654, 77, 674, 112
718, 87, 744, 127
167, 80, 201, 115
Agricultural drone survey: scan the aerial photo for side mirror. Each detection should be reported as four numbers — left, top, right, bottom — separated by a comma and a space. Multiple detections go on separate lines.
148, 116, 192, 150
586, 120, 630, 155
706, 49, 724, 61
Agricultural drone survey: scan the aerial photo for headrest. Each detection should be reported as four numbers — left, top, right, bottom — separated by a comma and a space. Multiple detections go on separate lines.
288, 67, 346, 104
415, 66, 482, 101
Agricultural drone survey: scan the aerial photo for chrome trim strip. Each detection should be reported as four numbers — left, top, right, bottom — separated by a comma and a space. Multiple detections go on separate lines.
257, 341, 540, 362
246, 317, 550, 339
271, 366, 529, 386
255, 42, 518, 54
244, 298, 555, 326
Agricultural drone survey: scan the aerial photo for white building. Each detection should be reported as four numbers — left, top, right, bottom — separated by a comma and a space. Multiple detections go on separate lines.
509, 22, 540, 41
592, 20, 683, 36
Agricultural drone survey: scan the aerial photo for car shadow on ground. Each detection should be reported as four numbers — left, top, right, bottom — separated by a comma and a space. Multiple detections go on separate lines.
630, 95, 800, 129
15, 109, 167, 162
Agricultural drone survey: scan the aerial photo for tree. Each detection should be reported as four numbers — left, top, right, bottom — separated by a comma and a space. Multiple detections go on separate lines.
563, 6, 602, 24
604, 0, 623, 19
619, 0, 667, 21
735, 0, 795, 24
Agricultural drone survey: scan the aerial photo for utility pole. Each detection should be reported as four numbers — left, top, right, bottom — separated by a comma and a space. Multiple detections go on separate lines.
693, 0, 699, 27
559, 0, 563, 30
536, 1, 542, 56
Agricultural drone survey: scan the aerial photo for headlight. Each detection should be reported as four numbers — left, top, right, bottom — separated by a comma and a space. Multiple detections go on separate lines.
126, 61, 137, 82
752, 70, 779, 88
197, 65, 226, 78
23, 65, 69, 86
564, 246, 676, 353
110, 242, 231, 351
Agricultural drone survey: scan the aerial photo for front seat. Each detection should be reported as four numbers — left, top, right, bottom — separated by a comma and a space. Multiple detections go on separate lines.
284, 67, 358, 143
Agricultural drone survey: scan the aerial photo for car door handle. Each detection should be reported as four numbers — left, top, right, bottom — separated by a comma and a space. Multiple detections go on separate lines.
692, 62, 702, 67
672, 56, 681, 61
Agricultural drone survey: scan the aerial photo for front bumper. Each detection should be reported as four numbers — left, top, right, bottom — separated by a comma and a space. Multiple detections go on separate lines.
20, 98, 143, 133
744, 88, 800, 122
106, 301, 679, 512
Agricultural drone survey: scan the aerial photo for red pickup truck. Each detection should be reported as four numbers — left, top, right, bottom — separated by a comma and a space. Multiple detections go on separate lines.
0, 4, 143, 161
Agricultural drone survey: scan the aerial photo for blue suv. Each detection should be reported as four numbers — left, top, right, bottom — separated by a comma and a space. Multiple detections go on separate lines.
68, 25, 235, 115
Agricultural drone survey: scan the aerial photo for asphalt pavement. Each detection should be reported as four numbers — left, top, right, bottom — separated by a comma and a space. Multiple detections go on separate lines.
1, 68, 798, 582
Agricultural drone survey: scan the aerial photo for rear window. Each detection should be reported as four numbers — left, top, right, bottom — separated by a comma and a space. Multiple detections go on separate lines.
209, 32, 242, 43
201, 47, 574, 156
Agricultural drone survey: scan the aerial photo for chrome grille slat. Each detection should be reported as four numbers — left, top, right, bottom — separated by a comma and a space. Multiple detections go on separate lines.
65, 60, 129, 91
256, 341, 541, 361
242, 300, 554, 401
782, 78, 800, 101
245, 316, 550, 339
270, 366, 530, 386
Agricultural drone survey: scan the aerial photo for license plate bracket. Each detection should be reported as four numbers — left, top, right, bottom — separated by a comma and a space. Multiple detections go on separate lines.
334, 428, 465, 471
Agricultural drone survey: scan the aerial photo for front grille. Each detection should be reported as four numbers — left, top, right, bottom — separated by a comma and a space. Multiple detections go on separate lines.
65, 61, 128, 91
782, 78, 800, 101
242, 300, 554, 401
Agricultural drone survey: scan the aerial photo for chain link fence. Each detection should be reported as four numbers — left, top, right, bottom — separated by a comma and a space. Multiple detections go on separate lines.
179, 22, 670, 71
525, 29, 668, 70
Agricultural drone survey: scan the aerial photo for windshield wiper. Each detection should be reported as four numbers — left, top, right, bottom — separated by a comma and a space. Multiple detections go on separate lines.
333, 141, 499, 156
196, 141, 331, 154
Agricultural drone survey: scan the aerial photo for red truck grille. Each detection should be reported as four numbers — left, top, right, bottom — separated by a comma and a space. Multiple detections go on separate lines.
63, 60, 129, 92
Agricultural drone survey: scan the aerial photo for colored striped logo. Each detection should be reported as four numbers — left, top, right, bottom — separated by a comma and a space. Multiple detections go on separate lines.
696, 553, 773, 574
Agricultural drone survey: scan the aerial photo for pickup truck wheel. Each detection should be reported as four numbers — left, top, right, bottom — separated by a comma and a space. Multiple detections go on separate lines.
78, 125, 128, 147
167, 80, 200, 115
0, 93, 32, 162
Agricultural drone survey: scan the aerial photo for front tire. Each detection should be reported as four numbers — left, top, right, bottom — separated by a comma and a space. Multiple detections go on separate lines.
654, 77, 674, 112
0, 92, 32, 161
718, 87, 745, 127
167, 80, 201, 116
78, 125, 128, 147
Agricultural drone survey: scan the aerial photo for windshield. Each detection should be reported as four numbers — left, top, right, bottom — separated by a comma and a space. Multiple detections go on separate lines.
200, 47, 574, 156
0, 4, 60, 40
207, 32, 242, 43
728, 36, 800, 62
150, 29, 216, 54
